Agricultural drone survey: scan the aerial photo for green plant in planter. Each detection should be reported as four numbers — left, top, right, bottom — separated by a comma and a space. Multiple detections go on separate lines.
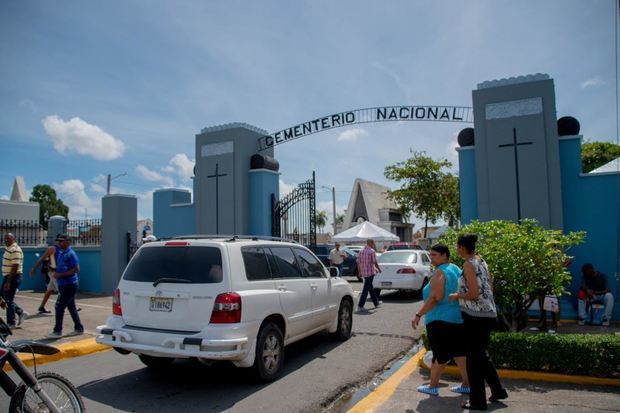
439, 219, 585, 332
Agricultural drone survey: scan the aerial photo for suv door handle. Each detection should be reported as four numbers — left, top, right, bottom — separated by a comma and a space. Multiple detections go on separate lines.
310, 283, 318, 291
277, 284, 287, 291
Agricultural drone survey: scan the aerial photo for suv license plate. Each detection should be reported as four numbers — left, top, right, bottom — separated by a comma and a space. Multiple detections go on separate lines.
150, 297, 173, 312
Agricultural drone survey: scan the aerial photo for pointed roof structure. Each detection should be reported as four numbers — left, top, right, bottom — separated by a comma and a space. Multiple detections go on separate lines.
342, 179, 397, 226
10, 176, 28, 202
589, 157, 620, 174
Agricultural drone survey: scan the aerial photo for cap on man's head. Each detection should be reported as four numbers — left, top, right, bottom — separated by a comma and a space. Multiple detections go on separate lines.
56, 234, 72, 242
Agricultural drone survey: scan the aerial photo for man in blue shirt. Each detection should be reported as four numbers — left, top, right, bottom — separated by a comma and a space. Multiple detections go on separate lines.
47, 234, 84, 338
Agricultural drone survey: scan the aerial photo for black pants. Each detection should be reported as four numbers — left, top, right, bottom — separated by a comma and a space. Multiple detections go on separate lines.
462, 312, 504, 408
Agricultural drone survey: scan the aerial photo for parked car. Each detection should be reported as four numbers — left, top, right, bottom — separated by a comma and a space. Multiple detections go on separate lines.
386, 242, 422, 251
373, 250, 433, 297
313, 244, 359, 279
344, 245, 363, 254
96, 236, 354, 382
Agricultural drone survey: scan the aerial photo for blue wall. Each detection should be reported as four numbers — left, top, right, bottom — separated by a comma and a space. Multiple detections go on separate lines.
457, 147, 479, 224
559, 136, 620, 320
249, 169, 279, 236
153, 189, 196, 238
16, 247, 102, 293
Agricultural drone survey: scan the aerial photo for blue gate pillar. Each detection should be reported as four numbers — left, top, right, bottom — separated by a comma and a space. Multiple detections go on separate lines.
249, 154, 279, 236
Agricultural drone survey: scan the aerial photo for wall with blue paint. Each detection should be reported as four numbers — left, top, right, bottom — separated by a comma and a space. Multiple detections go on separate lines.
153, 189, 195, 238
458, 135, 620, 320
249, 169, 279, 236
457, 146, 478, 224
17, 247, 102, 293
559, 136, 620, 320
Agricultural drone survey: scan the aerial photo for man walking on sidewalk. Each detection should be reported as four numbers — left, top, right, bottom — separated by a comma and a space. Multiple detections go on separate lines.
47, 234, 84, 338
356, 239, 382, 311
30, 239, 61, 313
2, 233, 29, 328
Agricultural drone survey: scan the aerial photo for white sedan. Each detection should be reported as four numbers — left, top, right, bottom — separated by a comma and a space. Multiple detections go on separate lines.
373, 250, 433, 296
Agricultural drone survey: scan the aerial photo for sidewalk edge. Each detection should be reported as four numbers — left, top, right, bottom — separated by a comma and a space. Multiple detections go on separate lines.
419, 350, 620, 387
3, 338, 111, 372
348, 348, 426, 413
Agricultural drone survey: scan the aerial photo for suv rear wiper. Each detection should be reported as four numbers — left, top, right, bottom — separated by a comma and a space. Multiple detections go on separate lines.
152, 277, 192, 287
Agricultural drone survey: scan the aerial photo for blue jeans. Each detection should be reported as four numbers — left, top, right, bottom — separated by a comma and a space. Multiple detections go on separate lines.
358, 275, 379, 308
54, 282, 83, 333
1, 274, 24, 325
337, 263, 344, 276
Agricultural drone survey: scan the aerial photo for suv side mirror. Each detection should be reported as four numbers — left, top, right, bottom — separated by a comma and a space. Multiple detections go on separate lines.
329, 266, 340, 278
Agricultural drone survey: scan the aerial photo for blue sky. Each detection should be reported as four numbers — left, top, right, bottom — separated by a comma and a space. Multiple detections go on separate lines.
1, 0, 618, 230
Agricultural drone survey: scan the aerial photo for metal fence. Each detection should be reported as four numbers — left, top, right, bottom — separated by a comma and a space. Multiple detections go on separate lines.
0, 218, 103, 246
0, 219, 46, 246
66, 219, 102, 246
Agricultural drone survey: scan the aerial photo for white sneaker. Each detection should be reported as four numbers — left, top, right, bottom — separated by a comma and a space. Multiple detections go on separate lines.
577, 319, 585, 326
17, 311, 29, 326
66, 329, 84, 337
602, 319, 610, 327
47, 331, 62, 338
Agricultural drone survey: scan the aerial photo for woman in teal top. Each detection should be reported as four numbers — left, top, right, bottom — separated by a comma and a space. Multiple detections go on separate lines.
412, 244, 469, 396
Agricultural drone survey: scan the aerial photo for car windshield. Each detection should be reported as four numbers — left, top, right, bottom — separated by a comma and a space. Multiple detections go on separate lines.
378, 251, 417, 264
342, 247, 357, 256
123, 246, 223, 283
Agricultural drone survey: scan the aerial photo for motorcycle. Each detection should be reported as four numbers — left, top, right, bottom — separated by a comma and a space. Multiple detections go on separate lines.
0, 297, 85, 412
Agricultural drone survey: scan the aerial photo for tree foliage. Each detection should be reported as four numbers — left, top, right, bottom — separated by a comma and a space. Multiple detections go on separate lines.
581, 140, 620, 173
29, 184, 69, 229
384, 151, 460, 237
439, 219, 585, 332
316, 210, 328, 233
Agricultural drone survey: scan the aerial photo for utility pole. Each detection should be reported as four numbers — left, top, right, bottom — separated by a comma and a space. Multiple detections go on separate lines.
332, 186, 337, 234
106, 174, 111, 195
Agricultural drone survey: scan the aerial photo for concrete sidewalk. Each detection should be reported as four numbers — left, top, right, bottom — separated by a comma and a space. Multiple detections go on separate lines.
349, 350, 620, 413
6, 290, 111, 345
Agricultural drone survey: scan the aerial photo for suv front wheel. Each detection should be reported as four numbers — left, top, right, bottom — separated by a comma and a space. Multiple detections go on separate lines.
332, 299, 353, 341
253, 322, 284, 382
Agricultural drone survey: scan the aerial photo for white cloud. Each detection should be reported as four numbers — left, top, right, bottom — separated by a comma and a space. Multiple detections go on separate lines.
42, 115, 126, 161
90, 174, 107, 194
581, 76, 606, 89
279, 179, 295, 196
54, 179, 101, 219
166, 153, 195, 182
136, 164, 175, 187
0, 195, 8, 200
19, 98, 38, 113
337, 128, 369, 142
445, 132, 460, 164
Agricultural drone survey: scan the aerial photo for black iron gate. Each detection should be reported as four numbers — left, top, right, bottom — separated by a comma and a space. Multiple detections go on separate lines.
272, 171, 316, 250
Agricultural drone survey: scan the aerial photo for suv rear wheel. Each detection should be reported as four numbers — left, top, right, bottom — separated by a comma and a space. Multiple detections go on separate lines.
332, 299, 353, 341
253, 322, 284, 382
139, 354, 174, 370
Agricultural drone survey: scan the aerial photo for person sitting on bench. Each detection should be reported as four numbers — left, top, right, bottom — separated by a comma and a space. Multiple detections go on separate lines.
577, 263, 614, 326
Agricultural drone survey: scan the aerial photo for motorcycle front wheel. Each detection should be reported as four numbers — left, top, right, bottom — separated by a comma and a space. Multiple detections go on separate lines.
10, 371, 85, 413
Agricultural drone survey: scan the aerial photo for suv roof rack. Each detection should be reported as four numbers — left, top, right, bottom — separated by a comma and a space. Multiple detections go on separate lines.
171, 234, 298, 243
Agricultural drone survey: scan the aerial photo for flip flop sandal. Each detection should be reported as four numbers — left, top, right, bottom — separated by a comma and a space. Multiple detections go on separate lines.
450, 385, 470, 394
417, 385, 439, 396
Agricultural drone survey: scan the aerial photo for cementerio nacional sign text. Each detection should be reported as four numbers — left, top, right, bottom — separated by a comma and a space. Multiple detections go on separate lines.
258, 105, 473, 150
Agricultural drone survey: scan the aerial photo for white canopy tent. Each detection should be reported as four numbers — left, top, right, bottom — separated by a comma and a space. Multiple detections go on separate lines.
332, 221, 399, 243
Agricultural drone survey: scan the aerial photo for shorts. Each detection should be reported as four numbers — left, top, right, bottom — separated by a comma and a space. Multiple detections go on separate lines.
426, 320, 466, 364
46, 275, 58, 292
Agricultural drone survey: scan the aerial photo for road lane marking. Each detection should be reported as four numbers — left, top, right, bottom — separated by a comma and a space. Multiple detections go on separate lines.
348, 348, 425, 413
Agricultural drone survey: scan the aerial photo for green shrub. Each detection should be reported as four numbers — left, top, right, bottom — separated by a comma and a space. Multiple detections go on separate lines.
420, 331, 620, 378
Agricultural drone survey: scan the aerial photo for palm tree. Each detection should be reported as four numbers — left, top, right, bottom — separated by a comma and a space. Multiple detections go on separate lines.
316, 210, 328, 233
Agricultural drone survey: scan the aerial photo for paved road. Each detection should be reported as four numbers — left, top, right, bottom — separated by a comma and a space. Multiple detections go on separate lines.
2, 278, 423, 413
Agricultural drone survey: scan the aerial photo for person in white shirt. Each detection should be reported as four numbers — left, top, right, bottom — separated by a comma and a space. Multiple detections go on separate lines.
329, 243, 347, 275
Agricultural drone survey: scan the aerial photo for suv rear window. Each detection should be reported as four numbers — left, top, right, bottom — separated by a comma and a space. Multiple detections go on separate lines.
123, 246, 223, 284
242, 247, 272, 281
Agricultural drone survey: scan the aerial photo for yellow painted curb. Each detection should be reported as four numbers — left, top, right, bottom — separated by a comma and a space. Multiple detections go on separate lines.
3, 338, 111, 372
419, 350, 620, 387
348, 348, 425, 413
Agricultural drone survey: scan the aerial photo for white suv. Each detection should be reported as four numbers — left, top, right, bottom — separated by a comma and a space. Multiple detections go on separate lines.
96, 236, 354, 381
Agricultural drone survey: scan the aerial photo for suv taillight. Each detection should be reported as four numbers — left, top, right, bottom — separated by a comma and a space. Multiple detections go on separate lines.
210, 292, 241, 324
113, 288, 122, 315
397, 268, 416, 274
